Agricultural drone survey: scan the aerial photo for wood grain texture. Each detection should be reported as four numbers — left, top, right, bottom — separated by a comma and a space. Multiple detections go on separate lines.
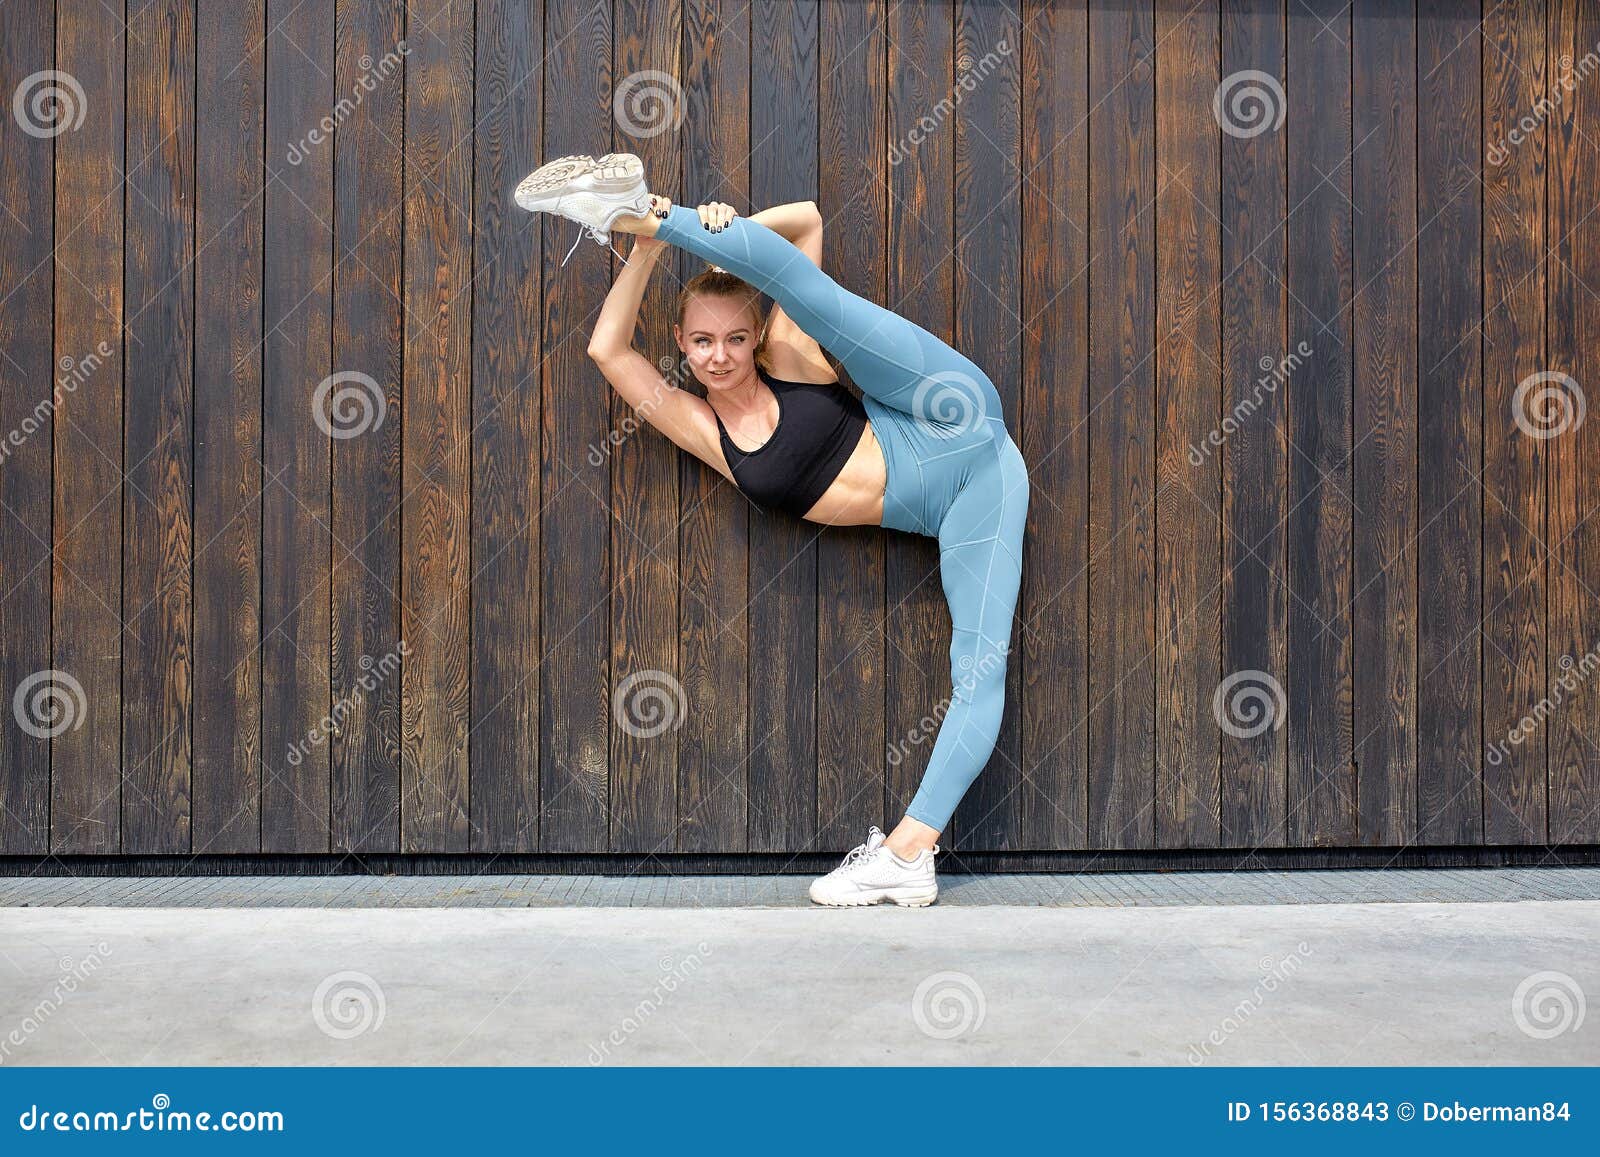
473, 0, 545, 851
1217, 0, 1288, 850
607, 0, 681, 852
123, 0, 196, 853
49, 0, 125, 855
331, 0, 405, 853
1088, 0, 1156, 850
1547, 0, 1600, 843
263, 0, 332, 853
0, 0, 54, 854
1018, 0, 1090, 850
194, 0, 265, 853
1481, 0, 1547, 843
1154, 0, 1221, 848
1, 1, 1595, 860
1352, 0, 1419, 845
1416, 0, 1483, 845
1286, 0, 1355, 846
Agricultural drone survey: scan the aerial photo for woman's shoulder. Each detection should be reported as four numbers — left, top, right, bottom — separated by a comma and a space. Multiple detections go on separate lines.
758, 348, 838, 387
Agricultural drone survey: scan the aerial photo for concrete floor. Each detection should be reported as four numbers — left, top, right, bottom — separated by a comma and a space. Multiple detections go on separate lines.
2, 897, 1596, 1065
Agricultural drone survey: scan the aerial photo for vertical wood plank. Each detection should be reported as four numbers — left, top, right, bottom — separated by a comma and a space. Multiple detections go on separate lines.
1286, 0, 1356, 846
1019, 0, 1090, 850
949, 0, 1022, 851
1416, 0, 1483, 845
403, 0, 474, 852
123, 0, 196, 853
607, 0, 682, 853
1088, 0, 1157, 849
1217, 0, 1288, 848
1547, 0, 1600, 843
676, 0, 750, 852
816, 0, 889, 848
473, 0, 543, 852
540, 0, 614, 851
330, 0, 405, 852
193, 0, 265, 853
883, 0, 953, 840
748, 0, 819, 853
263, 0, 332, 852
1481, 0, 1546, 843
50, 0, 124, 855
1155, 0, 1222, 848
1351, 0, 1419, 845
0, 0, 54, 853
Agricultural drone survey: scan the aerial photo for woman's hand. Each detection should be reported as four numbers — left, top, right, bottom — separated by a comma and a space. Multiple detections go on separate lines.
696, 200, 738, 233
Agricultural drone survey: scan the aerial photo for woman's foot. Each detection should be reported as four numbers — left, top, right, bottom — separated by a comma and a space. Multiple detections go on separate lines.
808, 825, 939, 908
512, 151, 655, 246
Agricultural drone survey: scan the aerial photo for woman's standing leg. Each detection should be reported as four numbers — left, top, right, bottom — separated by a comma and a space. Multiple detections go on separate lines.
900, 434, 1030, 833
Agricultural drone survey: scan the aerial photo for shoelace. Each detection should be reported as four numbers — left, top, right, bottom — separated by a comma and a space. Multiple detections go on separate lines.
837, 836, 880, 873
558, 220, 628, 268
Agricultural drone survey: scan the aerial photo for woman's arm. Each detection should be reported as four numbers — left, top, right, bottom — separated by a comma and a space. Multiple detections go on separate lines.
587, 236, 666, 358
586, 235, 725, 472
748, 200, 822, 266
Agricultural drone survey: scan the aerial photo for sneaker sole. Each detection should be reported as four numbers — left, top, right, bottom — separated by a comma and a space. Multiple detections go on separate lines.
514, 152, 645, 207
811, 884, 938, 908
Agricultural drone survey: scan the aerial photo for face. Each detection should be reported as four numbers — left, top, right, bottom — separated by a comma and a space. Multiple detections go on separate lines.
675, 294, 763, 391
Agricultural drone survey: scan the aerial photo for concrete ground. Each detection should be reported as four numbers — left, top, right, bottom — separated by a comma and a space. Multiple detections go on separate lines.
1, 870, 1596, 1065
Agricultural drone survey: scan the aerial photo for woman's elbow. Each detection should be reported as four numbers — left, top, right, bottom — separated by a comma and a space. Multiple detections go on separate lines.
586, 340, 623, 363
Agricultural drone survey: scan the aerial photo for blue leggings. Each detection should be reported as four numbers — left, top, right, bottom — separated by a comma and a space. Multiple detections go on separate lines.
654, 205, 1030, 833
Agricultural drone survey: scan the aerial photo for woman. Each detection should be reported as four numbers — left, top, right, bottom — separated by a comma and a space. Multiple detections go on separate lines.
515, 153, 1030, 907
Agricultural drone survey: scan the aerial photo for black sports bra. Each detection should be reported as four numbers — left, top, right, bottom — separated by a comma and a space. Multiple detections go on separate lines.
713, 365, 869, 518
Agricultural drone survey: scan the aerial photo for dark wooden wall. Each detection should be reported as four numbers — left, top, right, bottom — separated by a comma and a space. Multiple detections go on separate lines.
1, 0, 1597, 859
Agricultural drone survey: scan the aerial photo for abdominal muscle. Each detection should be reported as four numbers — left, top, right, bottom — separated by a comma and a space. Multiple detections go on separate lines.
800, 420, 887, 527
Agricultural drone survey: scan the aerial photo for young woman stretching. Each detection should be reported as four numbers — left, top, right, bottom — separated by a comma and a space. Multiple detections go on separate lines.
515, 153, 1030, 907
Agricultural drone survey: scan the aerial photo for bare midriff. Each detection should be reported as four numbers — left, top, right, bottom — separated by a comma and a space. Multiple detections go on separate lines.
799, 419, 888, 527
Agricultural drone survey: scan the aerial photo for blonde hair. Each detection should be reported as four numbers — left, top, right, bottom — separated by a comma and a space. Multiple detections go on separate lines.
675, 268, 769, 365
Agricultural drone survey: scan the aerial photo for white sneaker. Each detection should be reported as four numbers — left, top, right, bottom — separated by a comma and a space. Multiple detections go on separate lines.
512, 151, 653, 259
808, 826, 940, 908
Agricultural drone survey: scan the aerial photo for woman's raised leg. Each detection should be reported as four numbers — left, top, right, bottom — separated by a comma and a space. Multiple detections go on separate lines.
647, 203, 1004, 436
